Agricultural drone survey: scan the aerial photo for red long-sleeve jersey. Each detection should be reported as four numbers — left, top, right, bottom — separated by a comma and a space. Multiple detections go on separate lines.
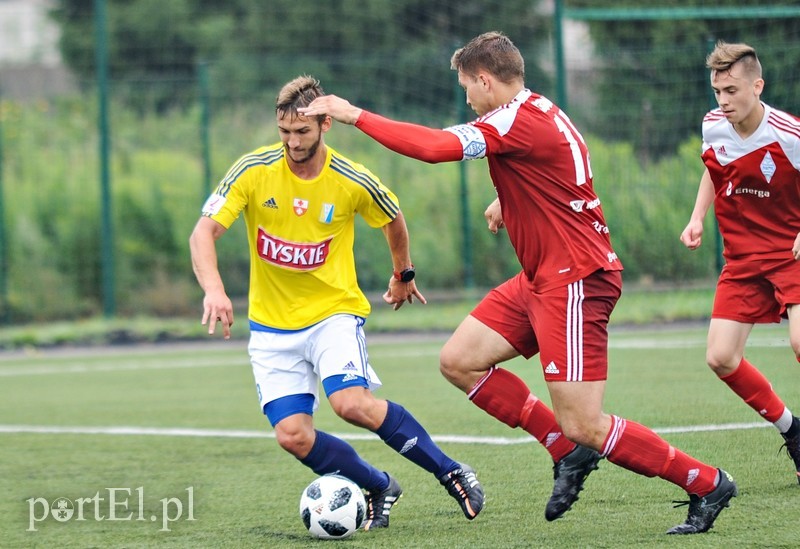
355, 89, 622, 292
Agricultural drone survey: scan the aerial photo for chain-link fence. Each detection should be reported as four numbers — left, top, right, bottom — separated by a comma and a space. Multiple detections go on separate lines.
1, 0, 797, 323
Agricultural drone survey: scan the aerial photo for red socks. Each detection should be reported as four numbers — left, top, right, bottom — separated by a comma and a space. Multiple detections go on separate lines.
469, 367, 575, 462
720, 358, 786, 422
470, 367, 724, 497
602, 415, 718, 495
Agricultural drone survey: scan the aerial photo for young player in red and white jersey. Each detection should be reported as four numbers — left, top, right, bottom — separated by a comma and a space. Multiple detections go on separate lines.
302, 31, 736, 534
681, 41, 800, 484
190, 75, 485, 531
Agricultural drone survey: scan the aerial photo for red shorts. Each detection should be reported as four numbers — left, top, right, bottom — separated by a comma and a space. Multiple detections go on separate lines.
471, 269, 622, 382
713, 257, 800, 323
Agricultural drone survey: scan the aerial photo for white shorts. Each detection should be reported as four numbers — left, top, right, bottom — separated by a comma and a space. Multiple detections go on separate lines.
248, 314, 382, 415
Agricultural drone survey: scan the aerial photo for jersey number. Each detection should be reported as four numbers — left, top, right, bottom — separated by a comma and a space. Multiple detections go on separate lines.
554, 112, 592, 186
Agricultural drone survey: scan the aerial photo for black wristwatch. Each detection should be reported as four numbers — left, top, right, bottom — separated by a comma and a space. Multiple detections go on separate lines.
393, 266, 415, 283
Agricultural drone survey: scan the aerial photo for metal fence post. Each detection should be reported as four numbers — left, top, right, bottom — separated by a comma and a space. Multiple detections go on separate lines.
454, 73, 474, 288
0, 96, 8, 325
94, 0, 115, 317
706, 37, 725, 273
553, 0, 567, 111
198, 60, 212, 201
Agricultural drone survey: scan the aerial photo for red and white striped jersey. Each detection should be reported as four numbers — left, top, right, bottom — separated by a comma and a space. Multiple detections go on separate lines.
702, 103, 800, 261
444, 90, 622, 292
356, 89, 622, 293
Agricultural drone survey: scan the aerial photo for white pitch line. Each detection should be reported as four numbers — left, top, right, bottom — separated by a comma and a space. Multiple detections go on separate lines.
0, 336, 788, 378
608, 336, 788, 349
0, 421, 771, 445
0, 356, 249, 377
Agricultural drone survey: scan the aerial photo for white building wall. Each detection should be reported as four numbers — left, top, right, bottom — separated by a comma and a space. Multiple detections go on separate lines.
0, 0, 61, 66
0, 0, 74, 98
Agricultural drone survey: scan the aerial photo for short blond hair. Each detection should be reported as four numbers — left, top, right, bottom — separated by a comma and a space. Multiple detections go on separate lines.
706, 41, 762, 80
275, 75, 326, 123
450, 31, 524, 84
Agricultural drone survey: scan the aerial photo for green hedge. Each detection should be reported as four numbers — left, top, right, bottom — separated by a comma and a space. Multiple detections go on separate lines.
0, 97, 717, 322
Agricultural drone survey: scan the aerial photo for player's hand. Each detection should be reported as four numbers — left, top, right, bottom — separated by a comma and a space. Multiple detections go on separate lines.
201, 291, 234, 339
298, 95, 362, 125
383, 278, 427, 311
484, 198, 504, 233
679, 220, 704, 250
793, 232, 800, 261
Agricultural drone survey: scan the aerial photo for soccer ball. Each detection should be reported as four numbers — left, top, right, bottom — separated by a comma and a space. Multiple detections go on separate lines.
299, 474, 366, 540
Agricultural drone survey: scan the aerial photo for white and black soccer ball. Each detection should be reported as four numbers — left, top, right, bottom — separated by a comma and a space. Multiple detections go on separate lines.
299, 474, 366, 540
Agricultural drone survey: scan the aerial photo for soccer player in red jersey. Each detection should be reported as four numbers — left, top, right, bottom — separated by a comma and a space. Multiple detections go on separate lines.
681, 41, 800, 483
301, 31, 736, 534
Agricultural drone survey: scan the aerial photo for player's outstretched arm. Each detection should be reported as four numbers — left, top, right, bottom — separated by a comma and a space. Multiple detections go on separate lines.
298, 95, 362, 125
189, 217, 234, 339
301, 97, 464, 164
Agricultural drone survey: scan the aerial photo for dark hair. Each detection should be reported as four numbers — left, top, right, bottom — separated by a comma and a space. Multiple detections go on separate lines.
450, 31, 524, 84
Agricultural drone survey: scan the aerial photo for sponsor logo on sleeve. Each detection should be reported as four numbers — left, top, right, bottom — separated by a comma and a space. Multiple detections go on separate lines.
444, 124, 487, 159
201, 193, 227, 215
533, 96, 554, 112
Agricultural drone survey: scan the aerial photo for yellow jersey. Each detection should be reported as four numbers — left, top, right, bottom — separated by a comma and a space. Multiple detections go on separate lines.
201, 143, 399, 330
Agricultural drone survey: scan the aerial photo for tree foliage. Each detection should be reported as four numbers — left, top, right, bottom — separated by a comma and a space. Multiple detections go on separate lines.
567, 0, 800, 159
50, 0, 552, 118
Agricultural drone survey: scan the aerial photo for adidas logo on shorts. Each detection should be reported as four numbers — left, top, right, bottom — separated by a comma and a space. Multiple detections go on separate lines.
545, 361, 560, 375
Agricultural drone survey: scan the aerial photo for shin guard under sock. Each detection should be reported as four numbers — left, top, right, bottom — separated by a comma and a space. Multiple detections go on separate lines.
720, 358, 786, 423
300, 430, 388, 492
602, 415, 717, 495
375, 401, 459, 477
469, 366, 575, 462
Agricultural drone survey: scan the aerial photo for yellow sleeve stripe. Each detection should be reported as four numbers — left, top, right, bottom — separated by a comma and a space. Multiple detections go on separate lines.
215, 146, 284, 197
330, 155, 399, 218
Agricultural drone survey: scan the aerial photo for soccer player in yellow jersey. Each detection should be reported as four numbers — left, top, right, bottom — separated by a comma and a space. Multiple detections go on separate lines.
189, 75, 484, 530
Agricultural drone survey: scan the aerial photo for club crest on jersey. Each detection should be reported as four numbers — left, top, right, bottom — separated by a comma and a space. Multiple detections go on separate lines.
257, 228, 332, 270
760, 151, 776, 183
293, 198, 309, 216
319, 203, 335, 224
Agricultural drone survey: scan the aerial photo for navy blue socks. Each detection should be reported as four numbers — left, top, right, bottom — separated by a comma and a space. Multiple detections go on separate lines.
376, 401, 459, 478
300, 430, 388, 492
